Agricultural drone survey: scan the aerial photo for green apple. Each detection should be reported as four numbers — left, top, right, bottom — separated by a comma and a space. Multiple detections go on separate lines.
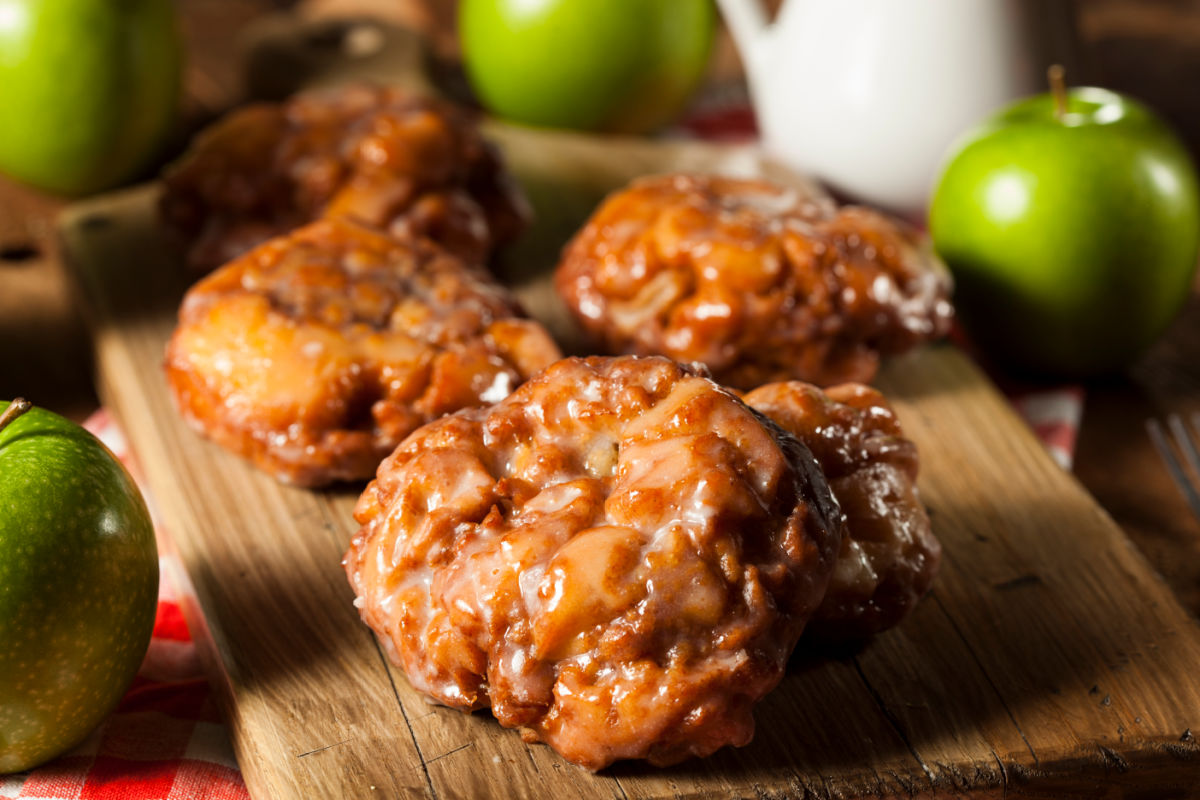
930, 86, 1200, 376
0, 0, 181, 194
0, 399, 158, 774
459, 0, 716, 134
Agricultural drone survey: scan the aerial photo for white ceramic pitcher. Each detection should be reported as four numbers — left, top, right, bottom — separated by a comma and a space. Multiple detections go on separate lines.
716, 0, 1080, 217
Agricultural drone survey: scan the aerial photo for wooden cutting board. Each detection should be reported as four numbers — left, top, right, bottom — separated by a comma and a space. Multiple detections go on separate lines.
60, 90, 1200, 800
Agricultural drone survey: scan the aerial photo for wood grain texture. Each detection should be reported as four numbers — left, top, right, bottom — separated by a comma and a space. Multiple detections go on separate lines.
60, 125, 1200, 798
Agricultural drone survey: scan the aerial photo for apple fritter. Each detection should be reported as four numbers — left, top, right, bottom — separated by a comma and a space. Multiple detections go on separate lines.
555, 174, 954, 389
744, 380, 940, 637
165, 218, 560, 487
160, 84, 528, 271
344, 355, 842, 769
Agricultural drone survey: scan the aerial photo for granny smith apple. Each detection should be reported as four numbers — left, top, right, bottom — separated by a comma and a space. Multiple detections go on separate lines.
0, 0, 181, 194
930, 86, 1200, 376
459, 0, 715, 134
0, 399, 158, 774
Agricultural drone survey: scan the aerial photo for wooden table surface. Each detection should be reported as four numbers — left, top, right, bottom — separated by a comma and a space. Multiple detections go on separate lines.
4, 0, 1200, 746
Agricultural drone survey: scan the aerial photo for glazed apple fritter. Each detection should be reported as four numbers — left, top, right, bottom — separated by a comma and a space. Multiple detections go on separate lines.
344, 356, 843, 770
745, 381, 941, 638
555, 174, 954, 389
165, 217, 561, 487
160, 84, 529, 271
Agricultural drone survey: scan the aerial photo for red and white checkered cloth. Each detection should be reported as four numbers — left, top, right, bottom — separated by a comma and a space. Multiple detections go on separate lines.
1, 92, 1083, 799
1011, 387, 1084, 471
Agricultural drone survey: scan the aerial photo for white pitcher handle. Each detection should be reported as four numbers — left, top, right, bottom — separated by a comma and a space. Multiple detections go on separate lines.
714, 0, 771, 54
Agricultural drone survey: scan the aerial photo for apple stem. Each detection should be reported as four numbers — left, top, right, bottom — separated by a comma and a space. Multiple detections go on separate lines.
1048, 64, 1068, 120
0, 398, 32, 435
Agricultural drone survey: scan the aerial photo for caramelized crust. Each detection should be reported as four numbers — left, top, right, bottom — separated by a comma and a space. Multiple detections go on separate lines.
160, 84, 528, 271
555, 174, 953, 389
165, 218, 560, 487
344, 356, 842, 769
744, 381, 941, 637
